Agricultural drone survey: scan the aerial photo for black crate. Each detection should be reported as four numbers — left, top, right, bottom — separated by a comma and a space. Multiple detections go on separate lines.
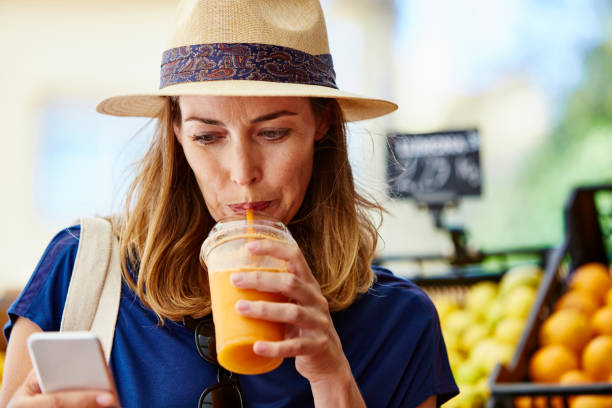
410, 265, 542, 306
376, 247, 550, 280
377, 245, 551, 306
488, 185, 612, 408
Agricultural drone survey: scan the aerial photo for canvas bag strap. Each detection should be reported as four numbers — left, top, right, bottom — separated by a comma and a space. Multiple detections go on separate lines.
59, 216, 122, 362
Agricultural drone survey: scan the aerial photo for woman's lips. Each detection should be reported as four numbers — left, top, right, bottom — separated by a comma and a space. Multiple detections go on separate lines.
228, 201, 271, 213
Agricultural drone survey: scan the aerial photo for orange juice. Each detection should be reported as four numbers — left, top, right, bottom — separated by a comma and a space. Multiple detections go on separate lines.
201, 215, 295, 375
209, 267, 286, 374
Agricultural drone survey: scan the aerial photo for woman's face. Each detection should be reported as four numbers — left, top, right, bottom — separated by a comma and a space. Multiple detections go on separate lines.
174, 96, 327, 224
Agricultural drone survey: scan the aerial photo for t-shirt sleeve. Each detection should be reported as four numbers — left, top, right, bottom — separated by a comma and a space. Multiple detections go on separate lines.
3, 226, 80, 342
338, 267, 459, 408
392, 288, 459, 407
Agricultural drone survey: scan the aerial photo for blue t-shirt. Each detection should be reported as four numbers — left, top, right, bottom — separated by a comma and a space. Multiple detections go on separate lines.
4, 226, 458, 407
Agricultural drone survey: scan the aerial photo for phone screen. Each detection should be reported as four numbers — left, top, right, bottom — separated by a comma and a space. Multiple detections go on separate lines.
27, 331, 115, 394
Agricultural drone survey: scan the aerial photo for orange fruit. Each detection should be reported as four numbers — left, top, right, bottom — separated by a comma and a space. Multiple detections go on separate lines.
606, 288, 612, 306
529, 344, 578, 383
539, 309, 592, 353
592, 306, 612, 336
560, 370, 593, 405
582, 335, 612, 381
514, 396, 545, 408
560, 369, 593, 384
514, 396, 562, 408
555, 290, 599, 316
569, 263, 612, 304
570, 395, 612, 408
514, 396, 531, 408
537, 396, 563, 408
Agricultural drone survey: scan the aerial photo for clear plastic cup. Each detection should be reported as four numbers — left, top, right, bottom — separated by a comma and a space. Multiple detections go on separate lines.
200, 215, 295, 375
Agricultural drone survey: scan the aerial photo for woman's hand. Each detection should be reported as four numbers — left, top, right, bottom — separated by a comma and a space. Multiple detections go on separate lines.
230, 239, 365, 407
7, 371, 118, 408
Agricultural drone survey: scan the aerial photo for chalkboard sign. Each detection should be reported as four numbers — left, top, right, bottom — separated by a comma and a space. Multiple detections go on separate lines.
386, 129, 482, 203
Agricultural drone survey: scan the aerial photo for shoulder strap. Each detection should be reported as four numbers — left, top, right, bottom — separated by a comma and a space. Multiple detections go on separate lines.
60, 217, 122, 362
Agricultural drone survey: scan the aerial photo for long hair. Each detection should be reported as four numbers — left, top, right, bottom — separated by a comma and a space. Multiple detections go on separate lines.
116, 97, 383, 322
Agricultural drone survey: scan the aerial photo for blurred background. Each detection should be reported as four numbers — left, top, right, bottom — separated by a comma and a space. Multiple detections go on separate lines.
1, 0, 612, 291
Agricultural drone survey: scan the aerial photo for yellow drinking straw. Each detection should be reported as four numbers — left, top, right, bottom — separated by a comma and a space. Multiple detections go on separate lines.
246, 208, 255, 264
246, 207, 255, 237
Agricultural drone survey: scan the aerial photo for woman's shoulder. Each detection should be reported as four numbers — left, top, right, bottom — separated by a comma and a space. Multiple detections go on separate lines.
335, 266, 458, 407
332, 265, 439, 334
29, 224, 82, 284
46, 224, 82, 251
366, 265, 438, 316
3, 225, 82, 340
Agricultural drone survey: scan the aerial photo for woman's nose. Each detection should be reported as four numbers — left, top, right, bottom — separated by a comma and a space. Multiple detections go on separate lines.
229, 141, 261, 186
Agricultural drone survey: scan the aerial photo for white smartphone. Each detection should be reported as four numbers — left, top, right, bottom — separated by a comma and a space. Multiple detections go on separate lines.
27, 331, 118, 398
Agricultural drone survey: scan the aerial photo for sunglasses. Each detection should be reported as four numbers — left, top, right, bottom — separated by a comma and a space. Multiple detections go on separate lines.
183, 316, 246, 408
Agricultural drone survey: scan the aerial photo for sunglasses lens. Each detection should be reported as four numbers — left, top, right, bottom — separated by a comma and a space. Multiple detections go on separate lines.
193, 318, 244, 407
199, 384, 243, 408
195, 322, 217, 364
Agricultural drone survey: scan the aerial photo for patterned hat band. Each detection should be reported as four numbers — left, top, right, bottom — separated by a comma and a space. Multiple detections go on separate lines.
160, 43, 337, 89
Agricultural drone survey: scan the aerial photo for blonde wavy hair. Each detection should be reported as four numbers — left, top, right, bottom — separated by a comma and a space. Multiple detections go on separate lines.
115, 96, 384, 322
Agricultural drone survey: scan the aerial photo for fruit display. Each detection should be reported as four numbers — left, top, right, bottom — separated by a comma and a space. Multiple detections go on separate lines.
0, 350, 4, 388
518, 262, 612, 408
429, 264, 544, 408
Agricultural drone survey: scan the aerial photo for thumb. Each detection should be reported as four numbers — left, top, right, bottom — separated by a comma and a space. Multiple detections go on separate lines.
15, 390, 118, 408
20, 370, 42, 395
12, 372, 119, 408
43, 390, 118, 408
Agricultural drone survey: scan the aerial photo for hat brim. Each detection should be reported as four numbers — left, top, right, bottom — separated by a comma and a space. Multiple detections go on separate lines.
96, 81, 397, 122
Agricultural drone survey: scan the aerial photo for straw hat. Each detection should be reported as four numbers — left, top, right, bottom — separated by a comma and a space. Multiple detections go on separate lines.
96, 0, 397, 122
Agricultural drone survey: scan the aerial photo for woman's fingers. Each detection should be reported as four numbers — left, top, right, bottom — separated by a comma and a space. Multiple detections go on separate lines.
43, 392, 116, 408
11, 390, 117, 408
9, 371, 119, 408
246, 240, 315, 282
236, 299, 328, 330
234, 237, 344, 369
21, 370, 42, 395
231, 271, 322, 307
252, 336, 328, 359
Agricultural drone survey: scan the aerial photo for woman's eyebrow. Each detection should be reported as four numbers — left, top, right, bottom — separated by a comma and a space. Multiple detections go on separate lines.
184, 117, 224, 126
184, 110, 297, 126
250, 110, 297, 124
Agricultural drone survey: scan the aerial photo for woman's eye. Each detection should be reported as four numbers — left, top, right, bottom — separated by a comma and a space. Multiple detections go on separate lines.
192, 134, 220, 144
259, 129, 290, 141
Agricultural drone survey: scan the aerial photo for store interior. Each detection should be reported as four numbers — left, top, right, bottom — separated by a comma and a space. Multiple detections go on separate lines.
1, 1, 612, 406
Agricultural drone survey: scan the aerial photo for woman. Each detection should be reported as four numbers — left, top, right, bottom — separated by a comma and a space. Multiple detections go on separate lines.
1, 1, 458, 407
